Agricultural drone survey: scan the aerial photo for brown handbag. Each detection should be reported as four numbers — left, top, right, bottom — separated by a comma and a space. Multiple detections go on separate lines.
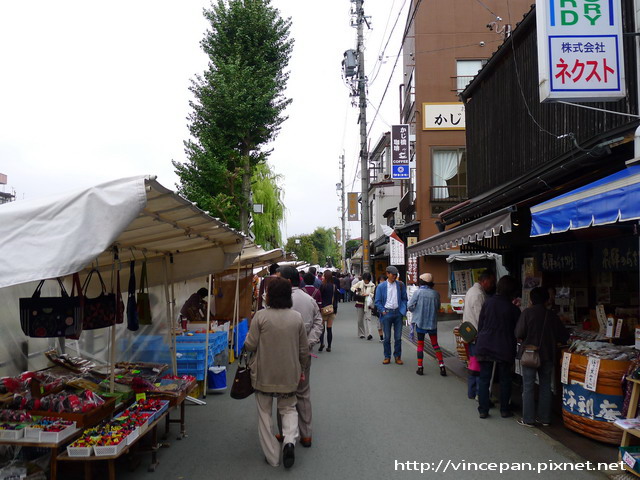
520, 312, 548, 369
321, 287, 335, 315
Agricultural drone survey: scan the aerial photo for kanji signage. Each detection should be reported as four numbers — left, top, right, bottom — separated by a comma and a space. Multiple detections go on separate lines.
423, 103, 465, 130
391, 124, 410, 180
536, 0, 626, 102
347, 192, 359, 221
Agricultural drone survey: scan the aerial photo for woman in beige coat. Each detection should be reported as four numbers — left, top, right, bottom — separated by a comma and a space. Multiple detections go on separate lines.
244, 277, 309, 469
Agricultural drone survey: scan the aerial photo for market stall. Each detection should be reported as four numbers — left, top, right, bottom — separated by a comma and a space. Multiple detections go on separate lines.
0, 176, 246, 478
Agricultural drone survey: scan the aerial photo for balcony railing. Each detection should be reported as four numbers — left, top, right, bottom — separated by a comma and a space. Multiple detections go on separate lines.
451, 75, 476, 93
430, 185, 468, 203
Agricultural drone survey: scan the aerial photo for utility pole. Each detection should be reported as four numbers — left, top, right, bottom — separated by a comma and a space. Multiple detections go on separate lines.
340, 153, 346, 271
355, 0, 370, 274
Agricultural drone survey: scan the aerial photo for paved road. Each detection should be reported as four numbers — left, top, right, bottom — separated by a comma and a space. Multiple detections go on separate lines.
116, 306, 613, 480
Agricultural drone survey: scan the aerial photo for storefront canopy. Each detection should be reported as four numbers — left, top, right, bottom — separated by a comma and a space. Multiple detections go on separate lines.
407, 208, 513, 257
0, 176, 246, 289
530, 165, 640, 237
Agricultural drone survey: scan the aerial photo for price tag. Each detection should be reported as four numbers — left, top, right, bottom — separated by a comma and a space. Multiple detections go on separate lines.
136, 393, 147, 402
561, 352, 571, 384
624, 451, 637, 469
596, 305, 607, 334
605, 317, 614, 337
132, 370, 141, 374
615, 319, 624, 338
635, 327, 640, 350
584, 357, 600, 392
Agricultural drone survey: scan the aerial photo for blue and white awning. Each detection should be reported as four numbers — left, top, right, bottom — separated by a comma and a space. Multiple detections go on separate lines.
530, 165, 640, 237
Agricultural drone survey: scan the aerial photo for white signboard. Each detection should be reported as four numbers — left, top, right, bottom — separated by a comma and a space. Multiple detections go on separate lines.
561, 352, 571, 384
536, 0, 626, 102
585, 356, 601, 392
423, 103, 465, 130
390, 235, 405, 266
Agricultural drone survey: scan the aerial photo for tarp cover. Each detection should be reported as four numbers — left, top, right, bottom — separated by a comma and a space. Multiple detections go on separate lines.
530, 165, 640, 237
0, 176, 246, 289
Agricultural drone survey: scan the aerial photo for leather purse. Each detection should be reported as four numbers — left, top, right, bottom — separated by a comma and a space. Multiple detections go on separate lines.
321, 287, 335, 315
519, 312, 548, 369
230, 349, 255, 400
459, 321, 478, 343
127, 261, 139, 331
137, 261, 152, 325
81, 269, 117, 330
19, 275, 84, 338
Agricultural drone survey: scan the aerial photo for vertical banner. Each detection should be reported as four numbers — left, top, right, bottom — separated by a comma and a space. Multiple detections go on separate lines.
584, 356, 601, 392
391, 124, 410, 179
347, 192, 359, 221
536, 0, 625, 102
389, 232, 405, 265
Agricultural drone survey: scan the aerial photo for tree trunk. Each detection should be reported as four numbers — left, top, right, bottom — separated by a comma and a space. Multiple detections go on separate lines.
239, 155, 252, 235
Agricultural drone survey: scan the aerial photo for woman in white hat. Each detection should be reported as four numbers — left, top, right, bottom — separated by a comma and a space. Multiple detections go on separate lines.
407, 273, 446, 376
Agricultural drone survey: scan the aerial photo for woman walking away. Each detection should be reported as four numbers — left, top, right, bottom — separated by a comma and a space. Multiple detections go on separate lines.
318, 270, 338, 352
515, 287, 569, 427
408, 273, 446, 376
351, 272, 376, 340
244, 278, 309, 469
475, 275, 521, 419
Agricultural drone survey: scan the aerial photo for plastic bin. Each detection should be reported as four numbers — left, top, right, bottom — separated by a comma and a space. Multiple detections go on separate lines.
207, 366, 227, 392
233, 320, 249, 356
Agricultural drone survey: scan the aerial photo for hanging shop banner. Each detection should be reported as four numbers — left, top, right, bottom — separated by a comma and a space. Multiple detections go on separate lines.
391, 124, 410, 180
592, 236, 639, 271
347, 192, 359, 221
535, 243, 588, 271
423, 103, 465, 130
536, 0, 626, 102
389, 233, 405, 266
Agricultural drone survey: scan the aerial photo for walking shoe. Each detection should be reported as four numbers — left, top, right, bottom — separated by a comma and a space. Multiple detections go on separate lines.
395, 357, 404, 365
501, 411, 514, 418
300, 437, 312, 448
479, 412, 489, 419
379, 338, 384, 343
318, 344, 324, 351
326, 347, 331, 352
359, 335, 365, 339
536, 419, 550, 427
382, 358, 391, 365
416, 367, 424, 376
518, 419, 535, 428
275, 434, 283, 443
439, 365, 447, 376
282, 443, 295, 469
367, 335, 373, 340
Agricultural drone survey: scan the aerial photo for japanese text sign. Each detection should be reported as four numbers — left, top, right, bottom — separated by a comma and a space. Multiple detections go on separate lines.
391, 124, 410, 180
347, 192, 359, 221
423, 103, 465, 130
389, 233, 405, 265
536, 0, 626, 102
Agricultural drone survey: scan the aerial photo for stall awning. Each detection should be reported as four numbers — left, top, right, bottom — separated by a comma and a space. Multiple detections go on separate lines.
530, 166, 640, 237
0, 176, 246, 288
407, 208, 513, 257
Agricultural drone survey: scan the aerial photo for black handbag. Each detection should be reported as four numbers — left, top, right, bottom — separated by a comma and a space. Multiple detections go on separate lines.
230, 349, 254, 400
81, 269, 117, 330
127, 261, 139, 331
19, 275, 84, 338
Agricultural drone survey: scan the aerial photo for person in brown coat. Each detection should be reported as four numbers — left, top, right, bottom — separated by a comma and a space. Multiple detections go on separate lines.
244, 278, 309, 469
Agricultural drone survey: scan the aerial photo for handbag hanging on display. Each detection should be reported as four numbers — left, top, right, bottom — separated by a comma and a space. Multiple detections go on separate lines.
320, 287, 335, 316
19, 275, 84, 338
127, 261, 139, 331
519, 312, 548, 369
230, 349, 255, 400
81, 269, 117, 330
115, 272, 124, 324
137, 261, 152, 325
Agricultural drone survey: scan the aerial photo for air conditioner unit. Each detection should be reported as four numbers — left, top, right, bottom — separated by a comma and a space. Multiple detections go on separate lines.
376, 173, 391, 183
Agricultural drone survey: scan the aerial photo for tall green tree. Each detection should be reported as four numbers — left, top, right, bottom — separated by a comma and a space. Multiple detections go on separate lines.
173, 0, 293, 233
252, 162, 285, 249
285, 227, 341, 267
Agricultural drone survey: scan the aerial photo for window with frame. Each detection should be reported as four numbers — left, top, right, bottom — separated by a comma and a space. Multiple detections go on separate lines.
431, 148, 467, 201
456, 59, 486, 92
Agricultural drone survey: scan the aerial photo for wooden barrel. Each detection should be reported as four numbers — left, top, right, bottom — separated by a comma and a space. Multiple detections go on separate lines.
561, 351, 630, 445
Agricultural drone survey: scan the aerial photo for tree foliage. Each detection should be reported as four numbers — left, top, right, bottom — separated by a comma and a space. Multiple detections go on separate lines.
252, 162, 285, 249
286, 227, 341, 267
173, 0, 293, 233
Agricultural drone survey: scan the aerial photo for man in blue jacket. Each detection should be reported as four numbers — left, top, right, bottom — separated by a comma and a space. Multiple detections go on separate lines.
374, 265, 408, 364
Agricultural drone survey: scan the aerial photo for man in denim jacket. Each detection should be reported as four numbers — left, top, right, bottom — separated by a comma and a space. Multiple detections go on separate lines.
374, 266, 408, 365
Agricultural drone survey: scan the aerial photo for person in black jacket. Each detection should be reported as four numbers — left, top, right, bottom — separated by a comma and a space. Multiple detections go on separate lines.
318, 270, 338, 352
475, 275, 521, 419
515, 287, 569, 427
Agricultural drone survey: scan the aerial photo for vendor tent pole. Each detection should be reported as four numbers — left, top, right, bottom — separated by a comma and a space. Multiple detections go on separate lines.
109, 324, 116, 394
203, 274, 213, 395
162, 256, 177, 375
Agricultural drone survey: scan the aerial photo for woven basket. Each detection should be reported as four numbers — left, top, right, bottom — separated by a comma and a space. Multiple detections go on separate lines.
562, 410, 622, 444
453, 326, 468, 365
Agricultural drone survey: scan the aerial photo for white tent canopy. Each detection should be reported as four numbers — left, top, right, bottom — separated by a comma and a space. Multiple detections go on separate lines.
0, 176, 246, 289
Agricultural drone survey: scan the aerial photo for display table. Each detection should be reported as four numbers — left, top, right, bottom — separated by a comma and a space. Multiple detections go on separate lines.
0, 428, 82, 480
57, 410, 169, 480
153, 380, 196, 440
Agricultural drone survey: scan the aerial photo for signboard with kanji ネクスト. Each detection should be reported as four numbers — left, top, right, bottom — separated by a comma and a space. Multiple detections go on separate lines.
536, 0, 625, 102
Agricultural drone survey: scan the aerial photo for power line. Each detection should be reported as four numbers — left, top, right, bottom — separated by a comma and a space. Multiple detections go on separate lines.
475, 0, 499, 18
368, 0, 408, 86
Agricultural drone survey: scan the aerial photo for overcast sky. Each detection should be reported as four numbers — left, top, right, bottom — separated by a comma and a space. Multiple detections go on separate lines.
0, 0, 408, 240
